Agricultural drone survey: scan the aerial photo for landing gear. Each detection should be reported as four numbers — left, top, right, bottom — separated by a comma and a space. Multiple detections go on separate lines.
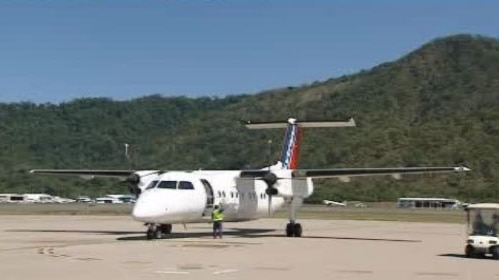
286, 222, 302, 237
146, 223, 172, 240
160, 224, 172, 235
285, 197, 303, 237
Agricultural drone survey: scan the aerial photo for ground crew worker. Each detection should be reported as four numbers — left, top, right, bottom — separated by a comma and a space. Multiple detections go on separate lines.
212, 204, 224, 238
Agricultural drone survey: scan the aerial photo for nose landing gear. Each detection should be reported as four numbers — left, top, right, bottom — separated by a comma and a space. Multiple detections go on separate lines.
146, 223, 172, 239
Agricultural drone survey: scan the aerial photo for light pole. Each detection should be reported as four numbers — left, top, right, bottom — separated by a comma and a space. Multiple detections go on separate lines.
267, 139, 273, 165
124, 143, 131, 170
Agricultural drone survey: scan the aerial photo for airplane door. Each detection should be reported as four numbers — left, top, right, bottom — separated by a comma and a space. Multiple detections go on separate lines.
200, 179, 214, 208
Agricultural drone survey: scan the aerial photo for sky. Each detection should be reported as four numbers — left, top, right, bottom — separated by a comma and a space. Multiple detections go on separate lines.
0, 0, 498, 104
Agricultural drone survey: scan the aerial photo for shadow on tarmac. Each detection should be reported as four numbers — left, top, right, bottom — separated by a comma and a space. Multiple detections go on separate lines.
117, 228, 421, 243
7, 228, 421, 243
438, 253, 497, 261
6, 229, 143, 235
299, 236, 421, 242
117, 228, 276, 241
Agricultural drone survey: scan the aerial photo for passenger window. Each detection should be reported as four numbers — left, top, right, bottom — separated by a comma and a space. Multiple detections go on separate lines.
230, 192, 234, 198
222, 191, 226, 198
145, 180, 158, 190
179, 181, 194, 190
157, 181, 177, 189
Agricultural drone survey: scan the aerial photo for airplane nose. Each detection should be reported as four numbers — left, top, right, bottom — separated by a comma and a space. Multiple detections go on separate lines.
132, 191, 171, 223
132, 204, 153, 221
132, 193, 163, 222
132, 205, 151, 221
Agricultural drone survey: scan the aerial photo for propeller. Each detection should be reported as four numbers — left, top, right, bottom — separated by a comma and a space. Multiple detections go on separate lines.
122, 170, 164, 198
239, 169, 282, 216
122, 173, 142, 197
122, 143, 143, 197
261, 172, 279, 216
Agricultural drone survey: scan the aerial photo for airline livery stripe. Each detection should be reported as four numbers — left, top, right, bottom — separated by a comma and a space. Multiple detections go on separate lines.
280, 124, 299, 169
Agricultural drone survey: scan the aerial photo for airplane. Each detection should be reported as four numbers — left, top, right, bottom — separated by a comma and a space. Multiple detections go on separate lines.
323, 200, 347, 207
30, 117, 470, 239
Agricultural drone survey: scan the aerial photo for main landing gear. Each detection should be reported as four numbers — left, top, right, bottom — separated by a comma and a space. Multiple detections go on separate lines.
286, 222, 302, 237
146, 223, 172, 240
285, 197, 303, 238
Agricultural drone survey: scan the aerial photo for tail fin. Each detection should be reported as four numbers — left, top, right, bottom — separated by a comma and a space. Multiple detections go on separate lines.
244, 117, 356, 169
280, 119, 301, 169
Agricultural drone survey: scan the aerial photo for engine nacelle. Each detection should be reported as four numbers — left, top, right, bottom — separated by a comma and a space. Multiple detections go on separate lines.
274, 177, 314, 199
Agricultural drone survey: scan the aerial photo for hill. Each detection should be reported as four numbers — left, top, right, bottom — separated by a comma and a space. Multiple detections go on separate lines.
1, 34, 498, 202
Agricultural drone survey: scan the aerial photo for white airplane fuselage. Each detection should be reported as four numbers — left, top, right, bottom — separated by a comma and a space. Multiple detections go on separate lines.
131, 169, 313, 224
28, 117, 469, 238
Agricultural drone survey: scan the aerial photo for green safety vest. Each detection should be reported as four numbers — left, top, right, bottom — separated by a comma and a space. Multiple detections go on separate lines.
212, 209, 224, 222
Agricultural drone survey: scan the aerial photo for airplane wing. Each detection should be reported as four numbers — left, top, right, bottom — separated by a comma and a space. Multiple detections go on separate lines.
29, 169, 163, 196
29, 169, 135, 178
291, 166, 470, 179
240, 166, 469, 180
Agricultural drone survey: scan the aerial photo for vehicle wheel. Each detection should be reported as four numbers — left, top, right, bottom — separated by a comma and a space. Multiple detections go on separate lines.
286, 223, 294, 237
465, 245, 474, 258
293, 223, 302, 237
492, 247, 499, 260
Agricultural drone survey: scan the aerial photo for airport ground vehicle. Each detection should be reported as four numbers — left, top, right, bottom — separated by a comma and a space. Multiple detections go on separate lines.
465, 203, 499, 259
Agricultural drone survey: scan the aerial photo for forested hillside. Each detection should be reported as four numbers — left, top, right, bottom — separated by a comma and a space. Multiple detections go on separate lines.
1, 34, 498, 202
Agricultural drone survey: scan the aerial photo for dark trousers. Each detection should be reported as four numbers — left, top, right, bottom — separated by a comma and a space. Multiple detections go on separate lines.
213, 221, 223, 238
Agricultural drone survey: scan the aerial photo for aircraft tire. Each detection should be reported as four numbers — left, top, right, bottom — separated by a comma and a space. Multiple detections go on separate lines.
286, 223, 294, 237
146, 228, 155, 240
160, 224, 172, 235
146, 224, 162, 240
293, 223, 302, 237
285, 223, 303, 237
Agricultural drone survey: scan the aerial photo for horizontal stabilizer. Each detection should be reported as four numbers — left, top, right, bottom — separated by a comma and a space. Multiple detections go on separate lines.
244, 118, 356, 129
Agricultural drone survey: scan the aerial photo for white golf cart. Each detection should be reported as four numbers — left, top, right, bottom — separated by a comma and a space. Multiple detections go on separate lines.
465, 203, 499, 259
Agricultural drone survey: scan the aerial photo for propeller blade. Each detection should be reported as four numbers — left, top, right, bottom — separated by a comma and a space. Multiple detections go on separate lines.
267, 194, 272, 216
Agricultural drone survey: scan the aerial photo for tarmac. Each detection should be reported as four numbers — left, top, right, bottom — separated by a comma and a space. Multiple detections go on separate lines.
0, 215, 497, 280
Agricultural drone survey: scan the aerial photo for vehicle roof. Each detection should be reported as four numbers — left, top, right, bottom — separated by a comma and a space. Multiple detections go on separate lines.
467, 203, 499, 210
398, 197, 460, 201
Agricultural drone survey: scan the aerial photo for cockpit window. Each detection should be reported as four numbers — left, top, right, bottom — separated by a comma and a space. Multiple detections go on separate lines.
157, 181, 177, 189
178, 181, 194, 190
145, 180, 158, 190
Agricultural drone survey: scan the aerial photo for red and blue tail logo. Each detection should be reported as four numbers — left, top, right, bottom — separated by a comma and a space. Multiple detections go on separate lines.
244, 117, 355, 170
280, 123, 302, 169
